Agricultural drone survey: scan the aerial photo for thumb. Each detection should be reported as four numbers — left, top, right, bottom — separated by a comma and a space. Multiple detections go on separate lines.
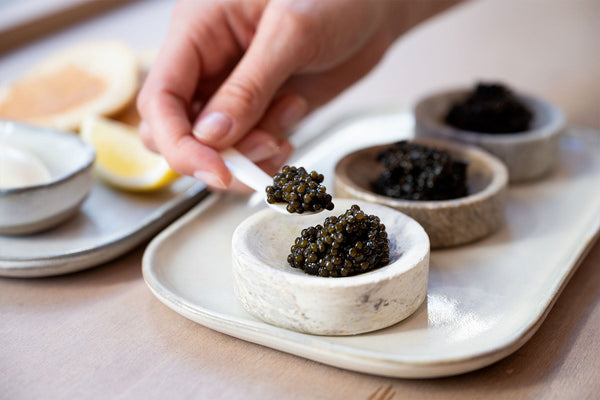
192, 6, 310, 150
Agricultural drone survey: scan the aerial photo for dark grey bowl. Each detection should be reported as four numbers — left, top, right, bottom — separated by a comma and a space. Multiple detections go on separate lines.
414, 88, 565, 182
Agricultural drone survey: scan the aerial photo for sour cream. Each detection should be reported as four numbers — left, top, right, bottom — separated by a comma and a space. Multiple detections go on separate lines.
0, 143, 52, 189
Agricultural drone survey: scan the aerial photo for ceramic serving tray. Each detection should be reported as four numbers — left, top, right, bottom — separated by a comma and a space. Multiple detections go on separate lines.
142, 111, 600, 378
0, 177, 207, 277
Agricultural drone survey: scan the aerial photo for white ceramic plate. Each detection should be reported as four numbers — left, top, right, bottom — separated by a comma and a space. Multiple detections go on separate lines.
0, 177, 207, 277
143, 112, 600, 378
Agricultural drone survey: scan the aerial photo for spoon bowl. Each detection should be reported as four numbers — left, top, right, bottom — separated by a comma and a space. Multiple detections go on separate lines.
265, 200, 323, 215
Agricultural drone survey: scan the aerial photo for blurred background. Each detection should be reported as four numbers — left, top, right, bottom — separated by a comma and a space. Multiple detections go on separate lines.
1, 0, 598, 135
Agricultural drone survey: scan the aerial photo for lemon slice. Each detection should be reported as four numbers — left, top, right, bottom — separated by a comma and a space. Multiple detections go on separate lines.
80, 115, 179, 191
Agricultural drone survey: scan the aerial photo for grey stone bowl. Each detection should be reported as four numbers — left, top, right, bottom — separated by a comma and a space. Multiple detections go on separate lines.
0, 121, 95, 234
334, 137, 508, 248
414, 88, 565, 182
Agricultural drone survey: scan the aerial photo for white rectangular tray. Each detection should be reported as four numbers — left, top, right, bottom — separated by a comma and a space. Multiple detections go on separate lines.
142, 111, 600, 378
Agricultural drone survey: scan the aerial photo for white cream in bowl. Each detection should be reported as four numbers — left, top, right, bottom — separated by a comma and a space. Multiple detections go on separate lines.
0, 143, 51, 188
0, 121, 95, 234
232, 198, 430, 336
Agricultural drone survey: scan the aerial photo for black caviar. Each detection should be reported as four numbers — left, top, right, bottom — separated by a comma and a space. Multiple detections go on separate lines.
287, 205, 390, 277
266, 165, 334, 214
445, 83, 533, 133
373, 141, 468, 201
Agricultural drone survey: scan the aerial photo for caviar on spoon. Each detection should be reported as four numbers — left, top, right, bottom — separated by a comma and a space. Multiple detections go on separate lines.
220, 148, 332, 215
266, 165, 334, 214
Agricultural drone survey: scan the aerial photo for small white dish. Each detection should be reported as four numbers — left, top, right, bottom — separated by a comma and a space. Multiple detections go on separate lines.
232, 198, 430, 335
0, 120, 95, 234
334, 138, 508, 248
414, 87, 565, 182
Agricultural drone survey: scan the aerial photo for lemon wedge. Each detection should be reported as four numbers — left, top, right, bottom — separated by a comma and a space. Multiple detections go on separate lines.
80, 115, 179, 191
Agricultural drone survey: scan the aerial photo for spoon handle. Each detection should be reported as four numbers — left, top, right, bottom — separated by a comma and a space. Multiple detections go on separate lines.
221, 148, 273, 193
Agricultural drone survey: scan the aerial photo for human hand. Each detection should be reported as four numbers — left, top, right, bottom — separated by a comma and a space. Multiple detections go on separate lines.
137, 0, 457, 189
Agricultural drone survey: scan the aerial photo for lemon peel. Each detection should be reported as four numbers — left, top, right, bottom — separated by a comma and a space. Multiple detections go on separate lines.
80, 115, 179, 191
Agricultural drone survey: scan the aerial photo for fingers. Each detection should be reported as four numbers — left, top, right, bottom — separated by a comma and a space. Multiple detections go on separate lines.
142, 91, 231, 189
191, 2, 314, 150
254, 28, 390, 139
136, 0, 391, 194
254, 94, 308, 139
137, 87, 231, 188
138, 23, 201, 114
256, 139, 294, 174
234, 130, 282, 163
138, 0, 308, 189
138, 121, 158, 153
137, 3, 235, 188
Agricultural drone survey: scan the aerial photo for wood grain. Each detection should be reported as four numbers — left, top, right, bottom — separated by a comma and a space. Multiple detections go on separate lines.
368, 385, 396, 400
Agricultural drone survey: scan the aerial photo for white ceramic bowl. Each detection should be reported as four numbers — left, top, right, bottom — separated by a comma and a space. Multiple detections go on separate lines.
0, 121, 95, 234
334, 137, 508, 248
414, 88, 565, 182
232, 199, 430, 336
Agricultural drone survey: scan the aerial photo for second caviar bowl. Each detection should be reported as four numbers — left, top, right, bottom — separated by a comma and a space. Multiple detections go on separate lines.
334, 137, 508, 248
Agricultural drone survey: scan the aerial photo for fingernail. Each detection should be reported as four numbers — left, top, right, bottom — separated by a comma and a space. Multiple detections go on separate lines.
280, 97, 308, 129
244, 140, 281, 162
193, 170, 227, 189
192, 112, 232, 143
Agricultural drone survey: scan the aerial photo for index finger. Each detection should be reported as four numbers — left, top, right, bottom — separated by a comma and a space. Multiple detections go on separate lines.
137, 23, 231, 187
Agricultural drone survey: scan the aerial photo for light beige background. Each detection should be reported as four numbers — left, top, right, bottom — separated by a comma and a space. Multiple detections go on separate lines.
1, 0, 599, 398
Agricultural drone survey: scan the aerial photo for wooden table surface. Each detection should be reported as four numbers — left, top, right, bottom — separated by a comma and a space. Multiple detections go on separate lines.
1, 0, 599, 398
